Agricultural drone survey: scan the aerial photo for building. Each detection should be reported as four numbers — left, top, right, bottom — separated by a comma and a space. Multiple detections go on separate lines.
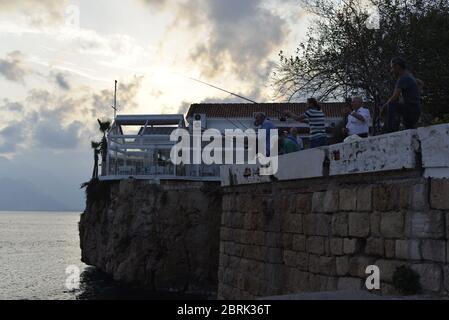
100, 102, 350, 181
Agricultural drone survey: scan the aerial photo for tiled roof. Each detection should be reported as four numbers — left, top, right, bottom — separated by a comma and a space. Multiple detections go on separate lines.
186, 102, 356, 119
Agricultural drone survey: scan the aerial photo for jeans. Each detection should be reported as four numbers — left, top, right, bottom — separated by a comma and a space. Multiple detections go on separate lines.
386, 102, 421, 132
310, 136, 327, 148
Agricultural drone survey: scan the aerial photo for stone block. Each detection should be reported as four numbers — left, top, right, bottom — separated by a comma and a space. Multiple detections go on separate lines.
295, 193, 312, 214
336, 256, 350, 276
339, 189, 357, 211
330, 238, 344, 256
312, 190, 339, 213
283, 250, 297, 267
384, 240, 395, 258
306, 236, 325, 255
337, 277, 363, 291
418, 124, 449, 178
343, 238, 362, 255
308, 254, 321, 274
319, 256, 337, 276
292, 234, 306, 252
421, 240, 446, 263
332, 213, 348, 237
265, 232, 281, 248
357, 186, 373, 212
296, 252, 309, 271
444, 266, 449, 291
375, 259, 407, 283
411, 263, 442, 292
349, 256, 376, 278
370, 212, 381, 237
304, 214, 331, 236
365, 238, 384, 257
329, 130, 419, 176
380, 212, 404, 238
405, 211, 445, 239
281, 214, 303, 234
348, 212, 370, 238
410, 183, 429, 211
395, 239, 421, 260
266, 248, 283, 264
430, 179, 449, 209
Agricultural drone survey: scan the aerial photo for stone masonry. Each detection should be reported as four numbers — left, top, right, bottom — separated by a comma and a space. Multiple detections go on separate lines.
217, 173, 449, 299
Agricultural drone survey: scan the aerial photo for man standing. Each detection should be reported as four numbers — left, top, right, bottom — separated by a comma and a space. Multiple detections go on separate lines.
344, 96, 372, 138
254, 112, 277, 156
382, 57, 421, 132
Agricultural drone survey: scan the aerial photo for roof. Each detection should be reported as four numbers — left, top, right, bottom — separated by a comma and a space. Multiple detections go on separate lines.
115, 114, 185, 126
186, 103, 354, 119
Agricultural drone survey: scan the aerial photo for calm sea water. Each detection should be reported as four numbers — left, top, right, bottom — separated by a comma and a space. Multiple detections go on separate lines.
0, 212, 205, 300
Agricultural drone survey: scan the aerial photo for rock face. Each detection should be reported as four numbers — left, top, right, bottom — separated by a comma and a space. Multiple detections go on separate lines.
79, 179, 222, 296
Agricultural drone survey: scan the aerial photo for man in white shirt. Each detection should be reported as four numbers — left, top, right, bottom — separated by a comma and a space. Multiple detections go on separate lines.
344, 96, 372, 138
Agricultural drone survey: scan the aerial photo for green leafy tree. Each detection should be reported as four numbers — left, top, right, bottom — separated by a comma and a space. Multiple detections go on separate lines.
273, 0, 449, 130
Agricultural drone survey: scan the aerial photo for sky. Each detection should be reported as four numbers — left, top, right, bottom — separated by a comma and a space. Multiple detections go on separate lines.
0, 0, 311, 211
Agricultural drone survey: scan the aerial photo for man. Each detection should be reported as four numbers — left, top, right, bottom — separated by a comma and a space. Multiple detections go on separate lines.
283, 98, 327, 148
344, 96, 372, 138
381, 57, 421, 132
289, 128, 304, 151
280, 130, 300, 155
254, 112, 277, 156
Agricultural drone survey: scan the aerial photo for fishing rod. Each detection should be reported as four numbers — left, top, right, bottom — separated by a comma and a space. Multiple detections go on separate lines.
187, 77, 258, 104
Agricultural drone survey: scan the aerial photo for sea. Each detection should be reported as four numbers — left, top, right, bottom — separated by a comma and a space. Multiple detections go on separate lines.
0, 211, 204, 300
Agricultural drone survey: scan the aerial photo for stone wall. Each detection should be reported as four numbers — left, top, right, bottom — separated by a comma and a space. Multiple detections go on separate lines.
218, 172, 449, 299
79, 179, 222, 297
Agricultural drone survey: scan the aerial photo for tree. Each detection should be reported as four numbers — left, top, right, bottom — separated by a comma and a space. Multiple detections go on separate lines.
97, 119, 111, 176
273, 0, 449, 131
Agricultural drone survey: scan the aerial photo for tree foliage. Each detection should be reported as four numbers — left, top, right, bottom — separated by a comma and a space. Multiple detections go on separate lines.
273, 0, 449, 123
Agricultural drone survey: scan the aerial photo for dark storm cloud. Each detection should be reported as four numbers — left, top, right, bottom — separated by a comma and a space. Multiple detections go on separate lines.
0, 51, 29, 83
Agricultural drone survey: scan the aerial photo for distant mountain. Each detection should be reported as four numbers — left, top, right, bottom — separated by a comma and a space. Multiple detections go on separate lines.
0, 177, 70, 212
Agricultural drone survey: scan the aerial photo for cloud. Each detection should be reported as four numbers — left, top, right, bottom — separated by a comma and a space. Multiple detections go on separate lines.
0, 51, 29, 83
0, 0, 69, 25
53, 72, 71, 90
0, 76, 143, 155
1, 99, 24, 112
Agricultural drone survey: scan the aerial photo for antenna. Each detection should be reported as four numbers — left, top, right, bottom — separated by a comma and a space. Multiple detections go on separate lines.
111, 80, 118, 119
187, 77, 258, 104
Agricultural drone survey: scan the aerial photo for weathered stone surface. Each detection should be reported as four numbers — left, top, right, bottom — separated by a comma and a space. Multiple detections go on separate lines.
296, 252, 309, 271
304, 214, 331, 236
348, 212, 370, 238
405, 211, 445, 239
312, 190, 339, 213
374, 259, 406, 282
370, 212, 381, 237
337, 277, 362, 291
336, 256, 350, 276
332, 213, 348, 237
329, 130, 419, 176
349, 256, 376, 278
80, 180, 222, 296
421, 240, 446, 263
339, 189, 357, 211
283, 250, 297, 267
319, 256, 337, 276
330, 238, 344, 256
356, 186, 373, 212
430, 179, 449, 210
395, 239, 421, 260
418, 124, 449, 178
444, 266, 449, 291
410, 183, 429, 211
295, 194, 312, 214
308, 254, 321, 274
281, 214, 303, 234
411, 263, 442, 292
384, 240, 395, 259
306, 236, 325, 255
343, 238, 362, 255
266, 248, 283, 264
365, 238, 384, 257
292, 235, 306, 252
380, 212, 404, 238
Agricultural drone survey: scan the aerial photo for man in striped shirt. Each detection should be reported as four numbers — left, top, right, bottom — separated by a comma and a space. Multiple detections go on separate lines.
283, 98, 327, 148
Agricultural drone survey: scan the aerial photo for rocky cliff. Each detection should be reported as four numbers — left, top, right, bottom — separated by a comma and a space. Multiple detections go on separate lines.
79, 179, 222, 297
